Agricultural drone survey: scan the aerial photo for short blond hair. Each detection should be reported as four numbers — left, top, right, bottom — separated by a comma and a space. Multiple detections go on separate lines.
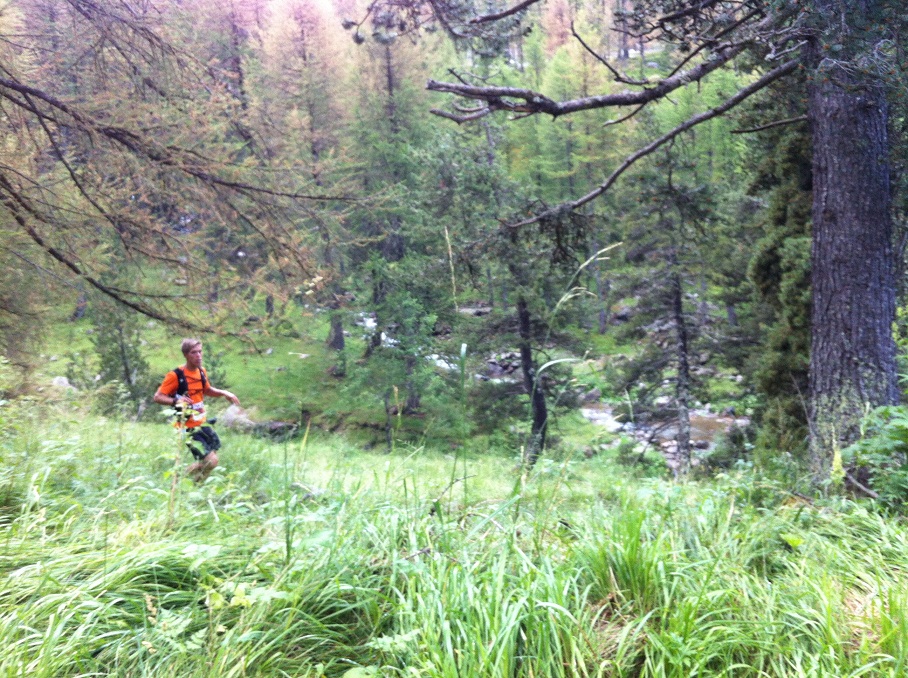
181, 338, 202, 356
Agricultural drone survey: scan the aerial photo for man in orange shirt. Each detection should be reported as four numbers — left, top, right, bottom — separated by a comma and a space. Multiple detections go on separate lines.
154, 338, 240, 483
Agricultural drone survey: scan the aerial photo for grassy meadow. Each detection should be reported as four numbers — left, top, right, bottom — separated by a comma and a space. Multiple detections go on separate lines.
2, 403, 908, 676
0, 314, 905, 676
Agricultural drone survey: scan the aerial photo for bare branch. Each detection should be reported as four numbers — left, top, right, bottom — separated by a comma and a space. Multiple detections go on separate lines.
662, 8, 763, 81
767, 39, 808, 62
428, 42, 749, 117
603, 103, 649, 127
570, 22, 650, 86
731, 114, 807, 134
453, 103, 489, 113
430, 107, 492, 123
510, 58, 800, 227
469, 0, 542, 25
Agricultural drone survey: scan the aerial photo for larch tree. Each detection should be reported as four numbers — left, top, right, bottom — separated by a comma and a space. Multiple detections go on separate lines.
344, 18, 449, 415
254, 0, 356, 355
0, 0, 334, 337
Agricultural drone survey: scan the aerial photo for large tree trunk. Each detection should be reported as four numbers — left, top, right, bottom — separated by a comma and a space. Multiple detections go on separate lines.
807, 40, 898, 481
517, 296, 548, 467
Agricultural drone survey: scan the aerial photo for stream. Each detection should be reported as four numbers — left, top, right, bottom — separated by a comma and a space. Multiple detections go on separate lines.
580, 402, 750, 470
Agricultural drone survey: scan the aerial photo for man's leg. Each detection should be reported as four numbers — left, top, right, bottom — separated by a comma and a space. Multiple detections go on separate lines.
188, 451, 219, 483
187, 426, 221, 483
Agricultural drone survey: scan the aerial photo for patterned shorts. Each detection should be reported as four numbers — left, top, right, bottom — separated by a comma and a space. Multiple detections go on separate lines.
187, 425, 221, 460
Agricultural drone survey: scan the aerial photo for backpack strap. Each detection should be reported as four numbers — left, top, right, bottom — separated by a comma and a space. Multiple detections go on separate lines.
173, 367, 188, 396
173, 366, 207, 396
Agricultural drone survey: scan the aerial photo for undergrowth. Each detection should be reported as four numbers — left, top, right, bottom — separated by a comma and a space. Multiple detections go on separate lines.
0, 404, 906, 677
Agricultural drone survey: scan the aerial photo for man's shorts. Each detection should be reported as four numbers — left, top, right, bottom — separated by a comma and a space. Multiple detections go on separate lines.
187, 425, 221, 460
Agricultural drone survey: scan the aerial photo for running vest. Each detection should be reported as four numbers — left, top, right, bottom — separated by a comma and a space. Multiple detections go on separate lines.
173, 366, 207, 396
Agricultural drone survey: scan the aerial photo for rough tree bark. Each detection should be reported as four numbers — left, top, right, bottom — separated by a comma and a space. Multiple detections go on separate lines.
807, 48, 898, 479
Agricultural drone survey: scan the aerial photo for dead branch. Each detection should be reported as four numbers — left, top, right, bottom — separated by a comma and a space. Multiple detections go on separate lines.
570, 22, 650, 86
428, 41, 749, 117
430, 107, 492, 123
731, 114, 808, 134
469, 0, 542, 24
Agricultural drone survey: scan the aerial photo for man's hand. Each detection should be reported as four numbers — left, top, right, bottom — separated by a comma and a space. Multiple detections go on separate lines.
153, 389, 187, 407
208, 386, 240, 406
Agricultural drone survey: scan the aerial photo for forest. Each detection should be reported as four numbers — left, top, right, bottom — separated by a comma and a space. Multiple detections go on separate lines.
2, 0, 908, 675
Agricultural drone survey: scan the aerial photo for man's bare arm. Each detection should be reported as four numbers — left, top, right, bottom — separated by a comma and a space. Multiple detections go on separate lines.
205, 386, 240, 406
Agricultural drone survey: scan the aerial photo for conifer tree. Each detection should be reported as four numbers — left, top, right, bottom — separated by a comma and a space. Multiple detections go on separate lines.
0, 0, 329, 333
366, 0, 908, 480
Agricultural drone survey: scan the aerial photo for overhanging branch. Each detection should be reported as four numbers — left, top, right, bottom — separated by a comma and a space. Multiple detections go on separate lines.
510, 58, 799, 227
469, 0, 541, 24
0, 75, 355, 202
0, 171, 212, 332
428, 42, 748, 118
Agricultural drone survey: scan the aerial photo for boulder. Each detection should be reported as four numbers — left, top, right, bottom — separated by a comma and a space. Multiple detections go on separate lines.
218, 404, 256, 431
51, 376, 76, 390
581, 387, 602, 403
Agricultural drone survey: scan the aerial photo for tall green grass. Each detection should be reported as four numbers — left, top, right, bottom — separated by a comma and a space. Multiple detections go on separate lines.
1, 410, 907, 676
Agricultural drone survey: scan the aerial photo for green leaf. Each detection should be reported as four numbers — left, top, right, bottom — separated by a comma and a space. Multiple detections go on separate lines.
780, 533, 804, 549
342, 668, 379, 677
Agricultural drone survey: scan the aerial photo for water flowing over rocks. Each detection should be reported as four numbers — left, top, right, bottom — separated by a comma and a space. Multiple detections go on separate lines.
581, 401, 750, 470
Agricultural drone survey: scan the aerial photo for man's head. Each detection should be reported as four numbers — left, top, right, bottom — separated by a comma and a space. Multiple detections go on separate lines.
181, 338, 202, 357
181, 338, 203, 369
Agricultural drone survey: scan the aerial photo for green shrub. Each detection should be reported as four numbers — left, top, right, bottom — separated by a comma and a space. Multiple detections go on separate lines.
843, 406, 908, 511
65, 300, 154, 419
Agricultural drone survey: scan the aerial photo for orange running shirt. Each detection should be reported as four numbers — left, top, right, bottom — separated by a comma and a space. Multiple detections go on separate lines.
158, 367, 211, 428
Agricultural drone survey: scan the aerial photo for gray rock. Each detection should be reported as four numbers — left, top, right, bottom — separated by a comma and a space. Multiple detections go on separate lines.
581, 387, 602, 403
218, 404, 256, 430
51, 376, 75, 390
